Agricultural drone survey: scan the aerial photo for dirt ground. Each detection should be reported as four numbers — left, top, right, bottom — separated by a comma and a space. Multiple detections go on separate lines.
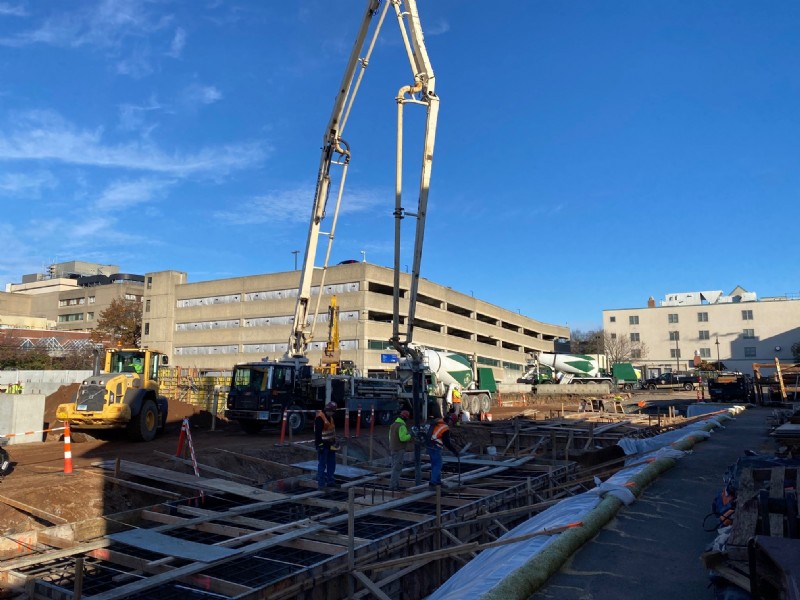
0, 387, 652, 539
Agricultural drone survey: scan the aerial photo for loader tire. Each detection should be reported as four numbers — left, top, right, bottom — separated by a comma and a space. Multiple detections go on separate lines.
0, 447, 11, 477
128, 399, 158, 442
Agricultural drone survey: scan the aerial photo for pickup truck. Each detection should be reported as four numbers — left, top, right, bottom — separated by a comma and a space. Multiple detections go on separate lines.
643, 372, 699, 391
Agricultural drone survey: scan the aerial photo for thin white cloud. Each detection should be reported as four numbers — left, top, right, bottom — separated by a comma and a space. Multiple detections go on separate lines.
115, 45, 155, 79
182, 83, 223, 108
216, 185, 385, 225
167, 27, 185, 58
0, 3, 26, 17
425, 19, 450, 36
0, 170, 57, 197
94, 177, 174, 210
118, 95, 164, 134
0, 110, 266, 177
0, 0, 172, 48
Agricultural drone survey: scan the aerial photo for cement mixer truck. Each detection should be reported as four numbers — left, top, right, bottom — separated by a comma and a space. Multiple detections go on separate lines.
421, 349, 495, 416
518, 352, 614, 389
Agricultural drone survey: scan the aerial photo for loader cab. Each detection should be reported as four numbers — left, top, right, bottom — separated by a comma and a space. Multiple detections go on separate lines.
106, 349, 167, 383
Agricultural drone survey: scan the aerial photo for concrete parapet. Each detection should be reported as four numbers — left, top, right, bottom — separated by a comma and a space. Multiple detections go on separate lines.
0, 394, 47, 444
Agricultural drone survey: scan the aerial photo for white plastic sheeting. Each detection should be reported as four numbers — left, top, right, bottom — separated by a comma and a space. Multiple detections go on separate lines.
429, 408, 738, 600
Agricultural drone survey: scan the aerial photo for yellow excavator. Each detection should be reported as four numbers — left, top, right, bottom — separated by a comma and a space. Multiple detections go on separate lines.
56, 348, 169, 442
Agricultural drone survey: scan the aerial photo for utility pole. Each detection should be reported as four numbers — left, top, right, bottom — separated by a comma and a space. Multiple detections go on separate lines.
675, 337, 680, 373
715, 336, 720, 371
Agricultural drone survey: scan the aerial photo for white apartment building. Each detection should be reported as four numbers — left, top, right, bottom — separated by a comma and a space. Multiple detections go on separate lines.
603, 286, 800, 377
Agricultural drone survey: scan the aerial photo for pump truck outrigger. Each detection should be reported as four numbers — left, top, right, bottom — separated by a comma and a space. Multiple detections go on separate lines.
56, 348, 169, 442
224, 0, 439, 438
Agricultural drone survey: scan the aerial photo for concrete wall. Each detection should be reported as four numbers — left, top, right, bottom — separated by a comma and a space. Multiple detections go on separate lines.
0, 370, 91, 396
0, 394, 46, 444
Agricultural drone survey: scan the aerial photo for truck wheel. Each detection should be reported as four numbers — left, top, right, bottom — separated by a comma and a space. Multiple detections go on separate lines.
377, 410, 394, 427
240, 419, 264, 435
647, 383, 657, 390
361, 409, 375, 427
128, 399, 158, 442
623, 383, 633, 391
0, 447, 11, 477
683, 382, 694, 391
478, 393, 491, 413
287, 405, 306, 434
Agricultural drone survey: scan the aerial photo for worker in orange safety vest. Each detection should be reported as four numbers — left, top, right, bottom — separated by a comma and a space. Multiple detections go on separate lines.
314, 402, 339, 489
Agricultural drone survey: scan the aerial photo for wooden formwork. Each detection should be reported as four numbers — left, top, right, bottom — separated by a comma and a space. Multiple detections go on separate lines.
0, 452, 581, 600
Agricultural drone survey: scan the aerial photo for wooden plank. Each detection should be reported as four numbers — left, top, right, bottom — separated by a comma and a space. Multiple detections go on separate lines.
0, 493, 68, 525
154, 451, 260, 485
769, 466, 785, 536
728, 468, 757, 558
352, 570, 393, 600
108, 529, 240, 562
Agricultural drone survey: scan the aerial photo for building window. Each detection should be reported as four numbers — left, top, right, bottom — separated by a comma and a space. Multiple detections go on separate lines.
368, 340, 393, 350
742, 309, 753, 320
670, 348, 682, 358
697, 312, 708, 322
699, 330, 710, 340
147, 276, 153, 290
631, 349, 641, 359
668, 313, 679, 324
87, 312, 94, 320
144, 323, 150, 335
744, 347, 757, 358
610, 333, 617, 340
700, 348, 711, 358
669, 331, 680, 341
609, 316, 616, 323
145, 299, 151, 313
630, 333, 640, 342
743, 329, 755, 339
629, 315, 639, 325
88, 296, 96, 304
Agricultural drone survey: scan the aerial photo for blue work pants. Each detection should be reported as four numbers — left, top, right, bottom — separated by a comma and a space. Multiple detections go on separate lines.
428, 446, 443, 485
316, 447, 337, 486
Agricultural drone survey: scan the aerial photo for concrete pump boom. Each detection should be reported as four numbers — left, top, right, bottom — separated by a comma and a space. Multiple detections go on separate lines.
286, 0, 439, 367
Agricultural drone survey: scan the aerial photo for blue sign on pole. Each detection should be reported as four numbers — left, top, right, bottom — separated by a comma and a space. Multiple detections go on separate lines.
380, 353, 399, 364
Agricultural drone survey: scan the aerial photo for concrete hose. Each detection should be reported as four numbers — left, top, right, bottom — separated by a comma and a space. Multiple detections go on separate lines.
480, 416, 731, 600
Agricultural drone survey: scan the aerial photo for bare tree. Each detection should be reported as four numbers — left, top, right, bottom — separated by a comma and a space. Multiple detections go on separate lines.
570, 329, 604, 355
603, 331, 648, 366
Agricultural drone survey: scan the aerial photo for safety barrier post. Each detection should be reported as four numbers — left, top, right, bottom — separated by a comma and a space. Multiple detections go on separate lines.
63, 421, 73, 474
344, 407, 350, 438
176, 420, 187, 457
288, 411, 294, 445
355, 405, 362, 438
276, 409, 288, 447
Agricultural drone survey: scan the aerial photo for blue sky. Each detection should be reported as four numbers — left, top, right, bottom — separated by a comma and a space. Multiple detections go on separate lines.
1, 1, 799, 333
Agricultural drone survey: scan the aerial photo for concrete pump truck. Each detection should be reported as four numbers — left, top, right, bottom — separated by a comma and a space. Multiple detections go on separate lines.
224, 0, 439, 437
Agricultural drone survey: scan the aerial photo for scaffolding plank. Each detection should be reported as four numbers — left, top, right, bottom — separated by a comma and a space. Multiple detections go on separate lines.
292, 461, 373, 478
109, 529, 240, 562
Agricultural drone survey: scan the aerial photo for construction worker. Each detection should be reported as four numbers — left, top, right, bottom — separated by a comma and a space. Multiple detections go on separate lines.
314, 402, 339, 489
451, 387, 462, 417
388, 410, 412, 490
426, 415, 459, 488
132, 358, 143, 374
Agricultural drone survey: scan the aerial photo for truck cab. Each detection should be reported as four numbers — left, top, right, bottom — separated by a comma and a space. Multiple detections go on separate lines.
644, 372, 698, 391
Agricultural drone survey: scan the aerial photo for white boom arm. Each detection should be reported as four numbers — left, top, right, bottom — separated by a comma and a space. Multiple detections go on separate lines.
287, 0, 438, 362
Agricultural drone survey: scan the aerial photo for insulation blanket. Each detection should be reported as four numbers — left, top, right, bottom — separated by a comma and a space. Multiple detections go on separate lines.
429, 408, 734, 600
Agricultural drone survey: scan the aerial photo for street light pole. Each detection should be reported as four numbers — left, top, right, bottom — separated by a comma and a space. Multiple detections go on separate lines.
675, 336, 680, 373
292, 250, 299, 270
715, 336, 720, 371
